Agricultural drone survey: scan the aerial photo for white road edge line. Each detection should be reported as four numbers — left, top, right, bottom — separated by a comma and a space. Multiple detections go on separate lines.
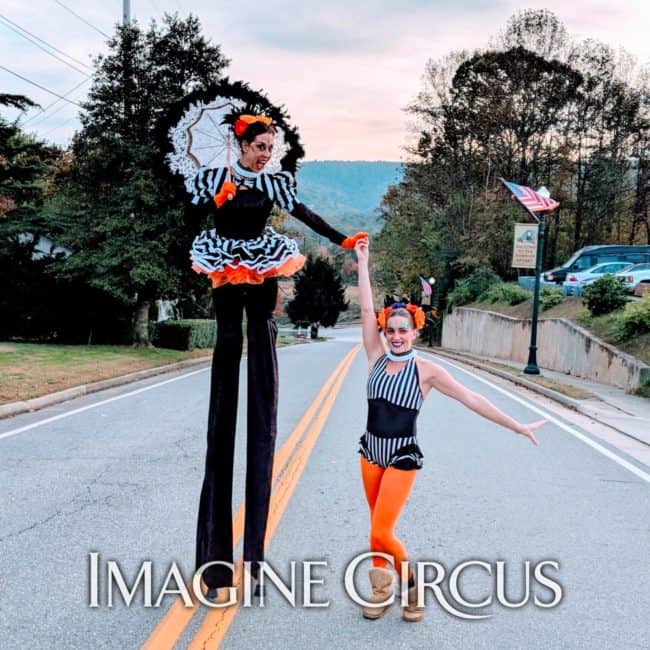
425, 352, 650, 484
0, 367, 210, 441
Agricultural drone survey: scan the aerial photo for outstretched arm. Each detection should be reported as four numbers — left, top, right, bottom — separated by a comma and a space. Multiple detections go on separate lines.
290, 202, 346, 245
354, 238, 385, 366
270, 171, 365, 245
291, 204, 367, 248
425, 362, 545, 445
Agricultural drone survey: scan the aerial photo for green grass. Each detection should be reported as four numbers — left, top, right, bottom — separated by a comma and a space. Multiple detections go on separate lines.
0, 343, 199, 367
0, 335, 302, 404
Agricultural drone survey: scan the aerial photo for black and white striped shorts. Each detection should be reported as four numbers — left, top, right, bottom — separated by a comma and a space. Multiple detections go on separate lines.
358, 431, 423, 470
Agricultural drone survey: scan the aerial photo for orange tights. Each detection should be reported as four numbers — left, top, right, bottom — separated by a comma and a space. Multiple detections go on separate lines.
360, 456, 417, 573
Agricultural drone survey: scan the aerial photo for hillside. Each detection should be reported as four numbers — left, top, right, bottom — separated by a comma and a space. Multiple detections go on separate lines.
293, 160, 403, 235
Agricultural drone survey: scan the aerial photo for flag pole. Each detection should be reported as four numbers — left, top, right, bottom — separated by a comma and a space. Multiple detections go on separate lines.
499, 178, 545, 375
524, 210, 545, 374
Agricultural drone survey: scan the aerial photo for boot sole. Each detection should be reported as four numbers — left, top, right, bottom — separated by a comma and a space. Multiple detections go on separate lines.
362, 604, 392, 620
402, 610, 424, 622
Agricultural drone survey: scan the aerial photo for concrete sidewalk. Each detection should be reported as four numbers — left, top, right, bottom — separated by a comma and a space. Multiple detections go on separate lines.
424, 346, 650, 447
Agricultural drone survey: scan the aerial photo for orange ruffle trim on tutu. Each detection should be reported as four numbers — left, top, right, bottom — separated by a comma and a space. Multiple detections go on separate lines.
192, 254, 306, 288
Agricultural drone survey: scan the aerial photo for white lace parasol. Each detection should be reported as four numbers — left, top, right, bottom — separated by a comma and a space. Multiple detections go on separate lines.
166, 95, 291, 194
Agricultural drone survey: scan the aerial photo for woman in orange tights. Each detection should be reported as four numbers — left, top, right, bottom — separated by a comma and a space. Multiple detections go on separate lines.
354, 237, 546, 622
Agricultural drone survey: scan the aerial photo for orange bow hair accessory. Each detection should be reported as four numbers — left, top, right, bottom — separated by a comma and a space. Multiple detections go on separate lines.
341, 231, 368, 249
233, 114, 273, 137
377, 302, 426, 331
213, 181, 237, 208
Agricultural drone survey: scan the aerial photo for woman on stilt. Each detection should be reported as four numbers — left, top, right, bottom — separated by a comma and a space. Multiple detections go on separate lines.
167, 83, 366, 598
353, 236, 546, 621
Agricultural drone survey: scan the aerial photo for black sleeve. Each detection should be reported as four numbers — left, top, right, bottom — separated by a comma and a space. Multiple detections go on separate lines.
290, 202, 346, 246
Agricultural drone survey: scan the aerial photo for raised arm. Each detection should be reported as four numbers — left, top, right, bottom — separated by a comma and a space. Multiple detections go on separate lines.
424, 362, 546, 445
354, 238, 385, 366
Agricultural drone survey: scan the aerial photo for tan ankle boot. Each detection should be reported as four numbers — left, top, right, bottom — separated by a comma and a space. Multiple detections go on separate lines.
362, 567, 394, 619
402, 585, 424, 622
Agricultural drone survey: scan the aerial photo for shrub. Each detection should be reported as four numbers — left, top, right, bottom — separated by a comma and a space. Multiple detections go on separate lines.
614, 295, 650, 341
539, 286, 565, 311
447, 266, 500, 311
478, 282, 531, 305
151, 319, 216, 350
446, 279, 474, 311
582, 275, 627, 316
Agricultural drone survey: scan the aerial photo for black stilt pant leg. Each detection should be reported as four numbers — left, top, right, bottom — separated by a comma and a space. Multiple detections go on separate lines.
243, 278, 279, 578
195, 284, 244, 588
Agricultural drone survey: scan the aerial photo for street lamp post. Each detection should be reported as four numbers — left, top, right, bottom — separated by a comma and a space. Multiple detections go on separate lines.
500, 179, 559, 376
524, 212, 545, 375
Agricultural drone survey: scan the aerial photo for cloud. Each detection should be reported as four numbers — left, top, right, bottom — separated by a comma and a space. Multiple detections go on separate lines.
1, 1, 648, 159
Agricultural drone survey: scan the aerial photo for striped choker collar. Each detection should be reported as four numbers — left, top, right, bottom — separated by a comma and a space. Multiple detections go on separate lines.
232, 160, 260, 178
386, 349, 416, 362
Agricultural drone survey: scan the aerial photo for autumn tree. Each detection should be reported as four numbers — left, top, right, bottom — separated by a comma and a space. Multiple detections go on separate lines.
375, 10, 649, 307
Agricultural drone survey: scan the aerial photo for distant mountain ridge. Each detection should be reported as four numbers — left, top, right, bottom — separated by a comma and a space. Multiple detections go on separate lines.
294, 161, 403, 234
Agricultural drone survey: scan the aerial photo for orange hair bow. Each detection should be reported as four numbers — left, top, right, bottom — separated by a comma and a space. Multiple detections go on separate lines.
376, 302, 426, 331
233, 114, 273, 137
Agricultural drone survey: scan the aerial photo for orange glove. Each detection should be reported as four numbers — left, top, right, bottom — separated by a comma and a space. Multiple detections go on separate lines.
213, 181, 237, 208
341, 231, 368, 249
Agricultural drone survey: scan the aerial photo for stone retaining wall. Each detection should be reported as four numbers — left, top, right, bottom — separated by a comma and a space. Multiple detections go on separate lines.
441, 307, 650, 390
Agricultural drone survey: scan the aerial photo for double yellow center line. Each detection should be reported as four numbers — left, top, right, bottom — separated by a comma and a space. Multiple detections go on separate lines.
142, 343, 360, 649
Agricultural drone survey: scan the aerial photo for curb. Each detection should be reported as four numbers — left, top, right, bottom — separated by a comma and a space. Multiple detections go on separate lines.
417, 345, 650, 447
0, 356, 212, 420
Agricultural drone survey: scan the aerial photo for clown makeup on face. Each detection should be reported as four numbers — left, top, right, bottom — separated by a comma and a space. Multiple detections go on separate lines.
239, 132, 274, 172
385, 315, 417, 354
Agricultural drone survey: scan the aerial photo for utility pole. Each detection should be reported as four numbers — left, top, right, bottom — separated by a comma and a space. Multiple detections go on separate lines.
123, 0, 131, 26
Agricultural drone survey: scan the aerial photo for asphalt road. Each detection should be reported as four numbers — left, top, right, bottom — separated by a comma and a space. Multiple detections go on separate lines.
1, 326, 648, 649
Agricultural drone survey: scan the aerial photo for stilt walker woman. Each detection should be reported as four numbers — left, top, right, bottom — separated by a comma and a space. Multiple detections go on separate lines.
165, 82, 366, 596
353, 237, 546, 621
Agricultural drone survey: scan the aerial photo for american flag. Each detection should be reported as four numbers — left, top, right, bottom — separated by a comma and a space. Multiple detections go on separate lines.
502, 180, 559, 212
419, 275, 432, 296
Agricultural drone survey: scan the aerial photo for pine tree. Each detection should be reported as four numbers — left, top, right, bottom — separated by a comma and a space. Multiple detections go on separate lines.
0, 93, 56, 228
287, 255, 348, 338
47, 14, 229, 344
0, 94, 63, 338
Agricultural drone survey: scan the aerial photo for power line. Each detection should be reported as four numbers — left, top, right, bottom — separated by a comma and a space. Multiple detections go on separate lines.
54, 1, 110, 39
0, 65, 84, 108
0, 16, 90, 78
22, 77, 90, 126
0, 13, 93, 71
41, 114, 79, 138
25, 100, 74, 128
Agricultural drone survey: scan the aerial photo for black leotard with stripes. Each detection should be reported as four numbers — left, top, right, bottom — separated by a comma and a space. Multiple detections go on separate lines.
358, 354, 424, 470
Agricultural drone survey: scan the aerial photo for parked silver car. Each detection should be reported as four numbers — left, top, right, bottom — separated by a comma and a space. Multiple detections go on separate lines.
615, 263, 650, 293
563, 262, 632, 296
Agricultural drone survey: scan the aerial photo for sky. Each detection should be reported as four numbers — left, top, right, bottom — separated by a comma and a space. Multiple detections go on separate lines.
1, 1, 649, 161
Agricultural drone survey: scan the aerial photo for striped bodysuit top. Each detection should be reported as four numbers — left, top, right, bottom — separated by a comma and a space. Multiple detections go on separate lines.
358, 354, 425, 470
